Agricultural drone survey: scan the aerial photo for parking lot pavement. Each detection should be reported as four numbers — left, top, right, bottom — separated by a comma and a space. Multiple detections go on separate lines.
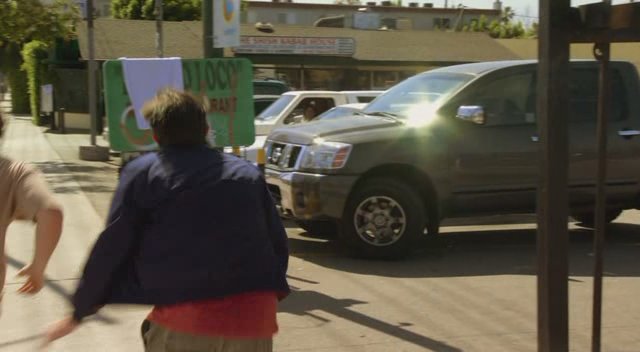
1, 116, 638, 351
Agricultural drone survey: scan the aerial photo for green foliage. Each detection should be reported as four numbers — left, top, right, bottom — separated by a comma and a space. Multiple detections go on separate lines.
0, 0, 78, 47
500, 6, 515, 24
463, 13, 534, 39
0, 0, 78, 114
21, 41, 50, 124
111, 0, 202, 21
525, 22, 539, 39
7, 69, 29, 114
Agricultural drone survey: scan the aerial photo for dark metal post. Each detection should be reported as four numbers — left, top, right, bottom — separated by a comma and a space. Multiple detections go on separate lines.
591, 40, 611, 352
537, 0, 571, 351
203, 0, 224, 58
155, 0, 164, 58
87, 0, 97, 146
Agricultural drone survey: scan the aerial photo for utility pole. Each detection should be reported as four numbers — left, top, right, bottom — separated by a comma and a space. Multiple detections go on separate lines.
156, 0, 164, 58
203, 0, 224, 58
79, 0, 109, 161
88, 0, 97, 146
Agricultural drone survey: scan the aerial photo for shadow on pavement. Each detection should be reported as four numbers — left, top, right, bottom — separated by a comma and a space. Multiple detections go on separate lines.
281, 276, 462, 352
5, 256, 116, 325
288, 222, 640, 278
0, 333, 43, 350
30, 161, 116, 195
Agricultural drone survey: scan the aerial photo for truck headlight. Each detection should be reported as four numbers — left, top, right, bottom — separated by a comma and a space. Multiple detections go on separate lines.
300, 141, 352, 170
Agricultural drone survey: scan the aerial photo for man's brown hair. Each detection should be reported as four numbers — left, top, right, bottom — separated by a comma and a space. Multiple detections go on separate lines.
142, 88, 208, 146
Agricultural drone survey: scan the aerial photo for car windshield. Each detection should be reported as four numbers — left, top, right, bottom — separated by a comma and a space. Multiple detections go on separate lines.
362, 72, 473, 118
256, 95, 295, 121
314, 106, 361, 121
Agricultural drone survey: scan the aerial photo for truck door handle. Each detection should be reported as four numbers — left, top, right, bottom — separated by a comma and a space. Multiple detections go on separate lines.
531, 135, 539, 142
618, 129, 640, 138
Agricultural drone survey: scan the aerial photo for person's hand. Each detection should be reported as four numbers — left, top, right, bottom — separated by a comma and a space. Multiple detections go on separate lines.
42, 316, 79, 347
16, 264, 45, 294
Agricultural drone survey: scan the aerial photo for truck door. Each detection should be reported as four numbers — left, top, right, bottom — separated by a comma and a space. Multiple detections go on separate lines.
568, 63, 640, 206
448, 68, 539, 215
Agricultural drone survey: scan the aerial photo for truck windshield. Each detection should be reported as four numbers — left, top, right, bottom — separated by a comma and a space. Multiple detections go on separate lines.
363, 72, 473, 118
256, 95, 295, 121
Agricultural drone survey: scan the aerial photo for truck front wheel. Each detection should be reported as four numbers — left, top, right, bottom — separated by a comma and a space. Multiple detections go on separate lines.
341, 178, 426, 259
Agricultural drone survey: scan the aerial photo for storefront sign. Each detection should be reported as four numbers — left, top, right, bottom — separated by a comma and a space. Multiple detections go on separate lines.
213, 0, 240, 48
233, 36, 356, 56
103, 58, 255, 152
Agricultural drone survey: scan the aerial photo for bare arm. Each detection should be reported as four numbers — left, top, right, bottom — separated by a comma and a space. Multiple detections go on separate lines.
32, 208, 63, 272
17, 207, 63, 294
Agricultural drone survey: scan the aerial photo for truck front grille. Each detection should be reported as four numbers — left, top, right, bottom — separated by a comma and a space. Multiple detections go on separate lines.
265, 141, 304, 170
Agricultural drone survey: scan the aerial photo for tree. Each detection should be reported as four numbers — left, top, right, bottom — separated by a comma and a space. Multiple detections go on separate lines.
0, 0, 78, 114
462, 10, 534, 39
0, 0, 77, 49
111, 0, 202, 21
500, 6, 515, 24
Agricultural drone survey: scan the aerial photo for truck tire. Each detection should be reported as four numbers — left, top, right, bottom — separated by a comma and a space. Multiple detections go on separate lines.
341, 178, 426, 259
572, 209, 622, 227
296, 220, 338, 237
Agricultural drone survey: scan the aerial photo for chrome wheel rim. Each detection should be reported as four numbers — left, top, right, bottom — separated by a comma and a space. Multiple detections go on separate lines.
353, 196, 407, 247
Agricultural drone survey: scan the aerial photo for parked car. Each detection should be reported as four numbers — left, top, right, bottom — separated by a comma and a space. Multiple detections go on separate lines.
253, 78, 290, 95
312, 103, 367, 121
264, 60, 640, 259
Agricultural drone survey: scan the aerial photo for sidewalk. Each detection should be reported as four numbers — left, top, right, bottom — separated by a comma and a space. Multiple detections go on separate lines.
0, 112, 148, 352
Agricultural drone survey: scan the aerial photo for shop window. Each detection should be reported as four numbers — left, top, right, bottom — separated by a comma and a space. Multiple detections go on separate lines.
304, 69, 345, 90
274, 68, 301, 90
343, 70, 372, 90
372, 71, 398, 90
400, 71, 418, 81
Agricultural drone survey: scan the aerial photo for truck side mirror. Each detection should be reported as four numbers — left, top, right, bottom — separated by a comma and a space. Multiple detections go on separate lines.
456, 106, 485, 125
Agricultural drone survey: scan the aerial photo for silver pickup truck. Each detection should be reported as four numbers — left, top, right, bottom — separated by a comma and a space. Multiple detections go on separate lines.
265, 60, 640, 259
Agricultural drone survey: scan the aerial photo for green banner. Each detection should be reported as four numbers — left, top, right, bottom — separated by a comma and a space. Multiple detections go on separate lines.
103, 58, 255, 152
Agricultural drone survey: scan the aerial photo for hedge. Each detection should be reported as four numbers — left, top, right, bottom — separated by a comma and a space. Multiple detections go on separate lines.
21, 40, 50, 125
8, 70, 30, 115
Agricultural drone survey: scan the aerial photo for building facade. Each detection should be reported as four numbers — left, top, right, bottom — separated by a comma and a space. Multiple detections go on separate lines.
243, 1, 501, 31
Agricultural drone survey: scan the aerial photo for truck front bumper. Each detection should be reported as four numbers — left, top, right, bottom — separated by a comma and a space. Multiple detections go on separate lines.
265, 169, 358, 220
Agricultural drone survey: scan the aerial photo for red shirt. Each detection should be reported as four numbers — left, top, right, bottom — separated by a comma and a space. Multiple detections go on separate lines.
147, 291, 279, 338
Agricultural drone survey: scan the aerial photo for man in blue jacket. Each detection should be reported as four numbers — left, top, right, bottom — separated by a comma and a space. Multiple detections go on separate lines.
45, 89, 289, 351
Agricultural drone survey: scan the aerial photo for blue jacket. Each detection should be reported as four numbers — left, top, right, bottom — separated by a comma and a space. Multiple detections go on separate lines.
72, 146, 290, 321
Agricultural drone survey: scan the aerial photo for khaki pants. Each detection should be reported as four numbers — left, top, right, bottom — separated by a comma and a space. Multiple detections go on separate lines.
141, 320, 273, 352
